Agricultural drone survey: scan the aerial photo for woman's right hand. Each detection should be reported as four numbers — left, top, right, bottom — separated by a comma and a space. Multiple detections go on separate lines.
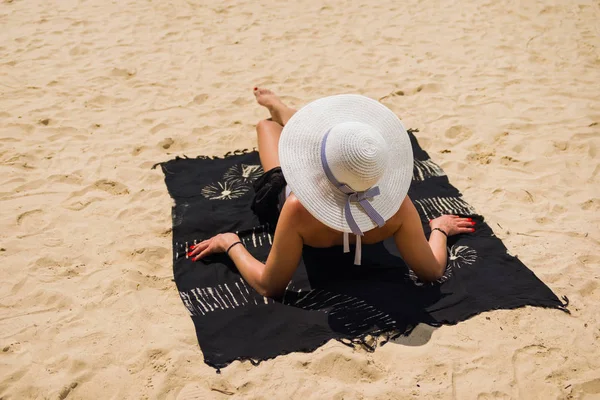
429, 215, 475, 236
188, 232, 240, 261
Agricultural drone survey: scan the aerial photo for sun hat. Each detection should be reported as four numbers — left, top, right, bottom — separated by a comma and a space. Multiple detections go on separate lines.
278, 94, 414, 264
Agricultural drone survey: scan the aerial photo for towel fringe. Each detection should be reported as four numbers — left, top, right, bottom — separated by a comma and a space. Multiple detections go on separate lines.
558, 295, 571, 314
151, 148, 258, 170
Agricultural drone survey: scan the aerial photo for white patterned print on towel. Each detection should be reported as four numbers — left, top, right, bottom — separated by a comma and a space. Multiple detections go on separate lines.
448, 245, 477, 270
236, 224, 273, 250
201, 180, 250, 200
223, 164, 263, 184
286, 289, 397, 335
413, 159, 446, 182
407, 244, 478, 285
413, 196, 477, 221
179, 278, 273, 316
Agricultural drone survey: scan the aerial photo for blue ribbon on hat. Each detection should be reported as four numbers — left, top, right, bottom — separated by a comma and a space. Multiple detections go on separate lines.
320, 129, 386, 264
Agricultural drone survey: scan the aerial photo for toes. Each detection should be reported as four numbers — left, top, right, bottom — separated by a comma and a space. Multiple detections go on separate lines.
254, 88, 273, 96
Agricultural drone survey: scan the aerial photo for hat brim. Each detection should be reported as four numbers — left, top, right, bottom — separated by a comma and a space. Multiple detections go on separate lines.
278, 94, 414, 233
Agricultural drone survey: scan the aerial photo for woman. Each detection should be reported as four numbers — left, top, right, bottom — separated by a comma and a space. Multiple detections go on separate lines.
188, 88, 476, 297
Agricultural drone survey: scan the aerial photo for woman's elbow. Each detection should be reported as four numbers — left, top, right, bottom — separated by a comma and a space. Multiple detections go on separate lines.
421, 264, 445, 282
429, 270, 445, 282
257, 287, 284, 298
256, 283, 285, 298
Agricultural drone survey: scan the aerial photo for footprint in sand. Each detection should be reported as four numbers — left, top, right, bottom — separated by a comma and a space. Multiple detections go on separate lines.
150, 123, 168, 134
16, 209, 43, 226
381, 83, 442, 99
158, 137, 174, 150
176, 383, 229, 399
85, 95, 127, 109
569, 378, 600, 398
2, 342, 22, 353
577, 279, 598, 297
62, 195, 105, 211
127, 246, 170, 268
445, 125, 474, 141
192, 94, 209, 105
110, 67, 136, 78
581, 198, 599, 211
0, 318, 28, 339
467, 151, 495, 165
125, 270, 170, 290
308, 350, 384, 383
412, 83, 442, 94
512, 345, 565, 398
131, 145, 147, 156
16, 209, 52, 235
93, 179, 129, 195
48, 173, 83, 186
62, 180, 129, 210
69, 45, 89, 56
58, 382, 78, 400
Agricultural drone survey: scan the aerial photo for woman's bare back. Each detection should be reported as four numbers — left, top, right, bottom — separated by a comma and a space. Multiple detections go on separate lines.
286, 193, 403, 248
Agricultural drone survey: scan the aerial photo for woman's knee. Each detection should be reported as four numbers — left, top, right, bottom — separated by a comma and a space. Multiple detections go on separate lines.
256, 119, 282, 133
256, 119, 272, 133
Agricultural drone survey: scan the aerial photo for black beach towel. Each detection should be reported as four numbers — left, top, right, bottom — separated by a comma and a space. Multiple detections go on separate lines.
156, 129, 568, 370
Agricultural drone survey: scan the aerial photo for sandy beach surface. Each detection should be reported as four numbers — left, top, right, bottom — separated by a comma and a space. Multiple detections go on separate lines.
1, 0, 599, 398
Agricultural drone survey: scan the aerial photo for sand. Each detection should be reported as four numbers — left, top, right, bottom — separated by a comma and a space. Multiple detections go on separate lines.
1, 0, 599, 398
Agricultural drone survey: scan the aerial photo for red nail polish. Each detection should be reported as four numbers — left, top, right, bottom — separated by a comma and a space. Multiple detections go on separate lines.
190, 245, 195, 250
470, 228, 475, 232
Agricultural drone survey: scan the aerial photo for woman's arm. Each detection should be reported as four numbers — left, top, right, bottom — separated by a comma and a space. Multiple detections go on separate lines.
393, 196, 475, 281
189, 197, 305, 297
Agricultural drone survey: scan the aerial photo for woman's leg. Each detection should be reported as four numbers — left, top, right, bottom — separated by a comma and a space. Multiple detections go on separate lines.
254, 88, 299, 171
256, 119, 284, 172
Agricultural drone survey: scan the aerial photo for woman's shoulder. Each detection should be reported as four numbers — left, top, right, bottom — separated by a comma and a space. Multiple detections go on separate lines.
280, 194, 319, 226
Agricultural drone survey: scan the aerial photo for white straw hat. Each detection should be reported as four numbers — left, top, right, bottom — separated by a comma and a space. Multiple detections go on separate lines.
279, 94, 413, 240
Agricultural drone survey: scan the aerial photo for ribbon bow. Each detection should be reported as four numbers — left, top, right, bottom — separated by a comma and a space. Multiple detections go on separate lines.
320, 129, 386, 264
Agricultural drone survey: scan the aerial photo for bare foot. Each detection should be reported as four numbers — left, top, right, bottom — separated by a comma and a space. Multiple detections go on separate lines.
253, 88, 296, 126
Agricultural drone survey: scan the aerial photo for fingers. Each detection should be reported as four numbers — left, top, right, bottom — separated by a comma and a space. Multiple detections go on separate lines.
457, 219, 476, 228
446, 217, 477, 235
194, 247, 213, 261
462, 218, 476, 233
189, 240, 210, 257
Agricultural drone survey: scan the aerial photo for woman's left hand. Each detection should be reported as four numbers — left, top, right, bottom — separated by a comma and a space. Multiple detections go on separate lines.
188, 233, 240, 261
429, 215, 476, 237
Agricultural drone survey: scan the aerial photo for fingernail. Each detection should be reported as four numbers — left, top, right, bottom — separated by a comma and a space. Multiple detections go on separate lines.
190, 245, 195, 250
470, 228, 475, 232
471, 221, 476, 225
468, 218, 473, 221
